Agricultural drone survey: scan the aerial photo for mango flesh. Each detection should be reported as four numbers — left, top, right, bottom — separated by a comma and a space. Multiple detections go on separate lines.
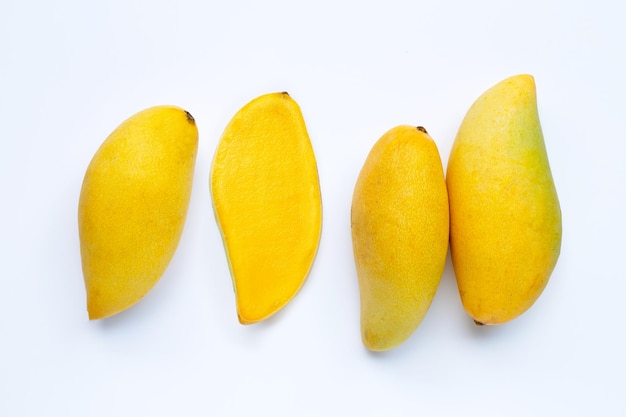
446, 74, 562, 325
210, 92, 322, 324
78, 106, 198, 320
351, 126, 449, 351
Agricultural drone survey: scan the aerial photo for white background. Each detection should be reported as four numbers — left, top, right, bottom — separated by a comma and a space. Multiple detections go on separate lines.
1, 0, 625, 416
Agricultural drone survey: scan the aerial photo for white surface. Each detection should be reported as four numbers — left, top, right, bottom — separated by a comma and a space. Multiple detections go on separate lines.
1, 0, 625, 415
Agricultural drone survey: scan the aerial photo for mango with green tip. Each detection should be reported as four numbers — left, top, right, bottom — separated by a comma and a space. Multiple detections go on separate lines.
446, 74, 562, 325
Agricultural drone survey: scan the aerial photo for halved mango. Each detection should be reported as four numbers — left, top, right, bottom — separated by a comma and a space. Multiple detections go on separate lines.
210, 92, 322, 324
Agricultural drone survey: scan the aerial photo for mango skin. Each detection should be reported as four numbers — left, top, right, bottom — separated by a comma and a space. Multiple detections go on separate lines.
78, 106, 198, 320
447, 74, 562, 325
210, 92, 322, 325
351, 126, 449, 351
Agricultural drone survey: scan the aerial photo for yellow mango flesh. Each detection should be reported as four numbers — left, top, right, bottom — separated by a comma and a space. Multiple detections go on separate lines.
446, 74, 562, 325
211, 92, 322, 324
351, 126, 449, 351
78, 106, 198, 320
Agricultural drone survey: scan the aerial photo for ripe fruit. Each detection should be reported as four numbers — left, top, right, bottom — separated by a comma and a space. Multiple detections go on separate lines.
447, 74, 562, 325
210, 92, 322, 324
351, 125, 449, 351
78, 106, 198, 320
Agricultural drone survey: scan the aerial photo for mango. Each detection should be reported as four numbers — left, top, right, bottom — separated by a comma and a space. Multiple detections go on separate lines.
78, 106, 198, 320
351, 126, 449, 351
446, 74, 562, 325
210, 92, 322, 324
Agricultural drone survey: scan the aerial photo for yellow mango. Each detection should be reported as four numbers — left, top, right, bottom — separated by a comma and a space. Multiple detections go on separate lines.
447, 74, 562, 325
210, 92, 322, 324
351, 126, 449, 351
78, 106, 198, 320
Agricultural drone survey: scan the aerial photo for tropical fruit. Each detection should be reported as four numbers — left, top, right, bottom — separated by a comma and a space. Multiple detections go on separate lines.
351, 125, 449, 351
447, 74, 562, 325
211, 92, 322, 324
79, 105, 199, 319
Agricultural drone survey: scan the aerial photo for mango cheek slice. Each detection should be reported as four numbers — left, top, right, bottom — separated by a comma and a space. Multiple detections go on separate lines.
210, 92, 322, 324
